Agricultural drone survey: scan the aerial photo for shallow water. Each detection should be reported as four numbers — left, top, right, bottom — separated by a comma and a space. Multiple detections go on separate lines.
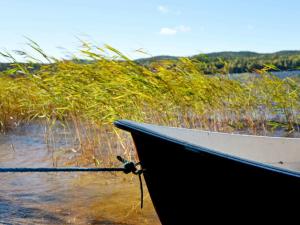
0, 125, 160, 224
1, 122, 298, 224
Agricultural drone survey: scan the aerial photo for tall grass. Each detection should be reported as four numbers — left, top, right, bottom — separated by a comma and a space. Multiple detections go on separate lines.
0, 41, 299, 166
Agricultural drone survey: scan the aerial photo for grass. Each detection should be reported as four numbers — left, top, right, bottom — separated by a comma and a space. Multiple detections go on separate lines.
0, 40, 300, 166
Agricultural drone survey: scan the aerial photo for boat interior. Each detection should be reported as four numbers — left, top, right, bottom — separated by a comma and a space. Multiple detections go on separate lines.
120, 120, 300, 172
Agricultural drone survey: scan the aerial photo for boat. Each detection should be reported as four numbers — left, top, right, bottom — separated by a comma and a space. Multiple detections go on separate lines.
114, 120, 300, 225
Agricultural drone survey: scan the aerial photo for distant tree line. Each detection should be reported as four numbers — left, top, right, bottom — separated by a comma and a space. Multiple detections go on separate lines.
0, 63, 41, 73
192, 51, 300, 74
137, 51, 300, 74
0, 63, 11, 71
2, 50, 300, 74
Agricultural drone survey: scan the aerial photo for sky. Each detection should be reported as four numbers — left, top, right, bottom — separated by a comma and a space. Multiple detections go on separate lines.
0, 0, 300, 60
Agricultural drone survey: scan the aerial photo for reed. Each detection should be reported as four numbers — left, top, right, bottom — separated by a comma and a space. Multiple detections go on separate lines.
0, 41, 299, 166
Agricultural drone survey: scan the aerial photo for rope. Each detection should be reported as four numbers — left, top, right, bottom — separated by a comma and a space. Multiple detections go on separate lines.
138, 173, 144, 209
117, 156, 144, 208
0, 156, 145, 208
0, 167, 125, 173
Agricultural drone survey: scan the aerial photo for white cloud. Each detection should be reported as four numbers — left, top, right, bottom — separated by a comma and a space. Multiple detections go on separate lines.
159, 25, 191, 35
160, 27, 177, 35
158, 5, 169, 14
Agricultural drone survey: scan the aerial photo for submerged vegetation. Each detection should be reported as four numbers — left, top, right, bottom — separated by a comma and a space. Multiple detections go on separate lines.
0, 40, 300, 166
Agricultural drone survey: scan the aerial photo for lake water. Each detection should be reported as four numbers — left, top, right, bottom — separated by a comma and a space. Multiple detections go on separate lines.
0, 124, 160, 224
1, 120, 299, 224
229, 70, 300, 79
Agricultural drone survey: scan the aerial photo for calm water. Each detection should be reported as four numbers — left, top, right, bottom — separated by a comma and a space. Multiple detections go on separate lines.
229, 70, 300, 79
0, 125, 160, 224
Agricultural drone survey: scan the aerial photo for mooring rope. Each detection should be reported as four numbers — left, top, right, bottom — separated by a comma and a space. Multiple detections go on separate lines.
138, 173, 144, 209
0, 156, 145, 208
0, 167, 126, 172
117, 156, 144, 209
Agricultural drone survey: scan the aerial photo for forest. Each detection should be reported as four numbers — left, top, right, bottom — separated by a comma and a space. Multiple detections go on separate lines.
137, 51, 300, 74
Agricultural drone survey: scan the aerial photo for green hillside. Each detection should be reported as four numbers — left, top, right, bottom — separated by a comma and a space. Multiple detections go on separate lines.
137, 51, 300, 74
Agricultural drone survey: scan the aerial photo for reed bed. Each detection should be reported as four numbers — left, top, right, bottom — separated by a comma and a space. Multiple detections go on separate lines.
0, 41, 299, 166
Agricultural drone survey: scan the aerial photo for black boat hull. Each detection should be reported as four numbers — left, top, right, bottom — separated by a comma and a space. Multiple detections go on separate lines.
115, 120, 300, 224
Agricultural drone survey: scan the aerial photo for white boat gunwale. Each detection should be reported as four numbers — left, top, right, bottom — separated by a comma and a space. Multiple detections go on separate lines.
115, 120, 300, 178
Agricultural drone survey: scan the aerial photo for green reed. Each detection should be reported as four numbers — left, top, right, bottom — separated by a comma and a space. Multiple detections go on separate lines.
0, 41, 299, 166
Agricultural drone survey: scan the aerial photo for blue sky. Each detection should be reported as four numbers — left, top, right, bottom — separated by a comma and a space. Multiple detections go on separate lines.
0, 0, 299, 59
